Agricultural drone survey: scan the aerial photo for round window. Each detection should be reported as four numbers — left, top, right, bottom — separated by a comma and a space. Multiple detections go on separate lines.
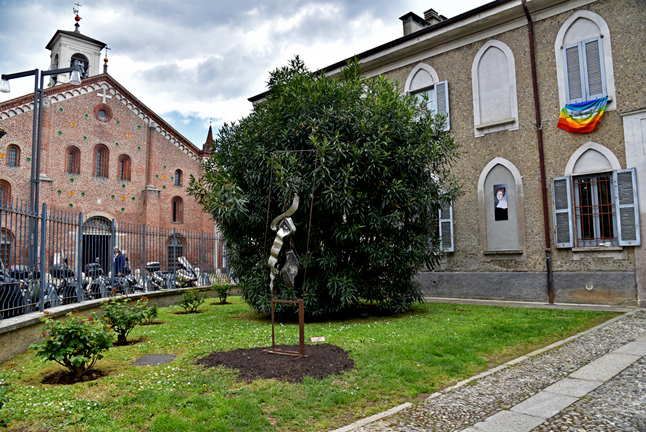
93, 104, 113, 122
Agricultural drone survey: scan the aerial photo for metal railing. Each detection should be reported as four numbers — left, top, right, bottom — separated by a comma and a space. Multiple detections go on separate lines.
0, 199, 228, 319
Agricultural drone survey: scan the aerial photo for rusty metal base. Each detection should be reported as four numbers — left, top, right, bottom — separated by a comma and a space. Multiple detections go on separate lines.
262, 348, 309, 359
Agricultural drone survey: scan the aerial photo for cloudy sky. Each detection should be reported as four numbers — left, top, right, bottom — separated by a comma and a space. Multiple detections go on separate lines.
0, 0, 487, 146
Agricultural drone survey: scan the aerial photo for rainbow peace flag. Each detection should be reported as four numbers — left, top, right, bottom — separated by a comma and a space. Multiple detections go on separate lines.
557, 97, 607, 134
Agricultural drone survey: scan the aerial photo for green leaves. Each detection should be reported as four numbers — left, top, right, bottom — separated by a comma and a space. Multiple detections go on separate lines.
189, 57, 460, 317
30, 312, 113, 378
101, 297, 149, 344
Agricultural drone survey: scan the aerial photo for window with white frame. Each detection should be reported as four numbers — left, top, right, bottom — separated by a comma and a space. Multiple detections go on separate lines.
404, 63, 450, 131
471, 40, 519, 137
564, 37, 606, 104
572, 173, 615, 246
555, 11, 615, 110
438, 201, 454, 252
553, 168, 640, 248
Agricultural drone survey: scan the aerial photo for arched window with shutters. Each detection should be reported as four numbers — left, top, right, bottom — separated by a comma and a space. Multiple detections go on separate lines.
118, 154, 131, 181
172, 197, 183, 223
555, 10, 616, 110
553, 143, 640, 248
93, 144, 109, 178
404, 63, 450, 131
174, 169, 182, 187
66, 146, 80, 174
7, 145, 20, 167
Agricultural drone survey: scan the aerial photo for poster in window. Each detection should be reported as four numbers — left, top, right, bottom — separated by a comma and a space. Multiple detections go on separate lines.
494, 184, 508, 221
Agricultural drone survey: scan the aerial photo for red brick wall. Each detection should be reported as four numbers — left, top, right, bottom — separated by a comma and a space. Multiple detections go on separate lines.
0, 78, 213, 233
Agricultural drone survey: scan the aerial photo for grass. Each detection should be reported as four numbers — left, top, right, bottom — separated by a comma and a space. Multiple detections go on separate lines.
1, 297, 618, 431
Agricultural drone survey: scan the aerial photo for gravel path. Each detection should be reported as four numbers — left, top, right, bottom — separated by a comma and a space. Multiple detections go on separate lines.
338, 310, 646, 432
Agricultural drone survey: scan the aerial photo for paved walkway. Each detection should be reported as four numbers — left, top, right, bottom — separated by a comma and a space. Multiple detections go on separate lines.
333, 301, 646, 432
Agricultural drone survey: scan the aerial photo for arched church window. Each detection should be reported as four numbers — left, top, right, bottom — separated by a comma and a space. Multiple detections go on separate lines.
7, 145, 19, 167
118, 154, 131, 181
167, 236, 184, 268
172, 197, 183, 223
66, 146, 80, 174
0, 180, 11, 208
174, 169, 182, 187
93, 144, 109, 178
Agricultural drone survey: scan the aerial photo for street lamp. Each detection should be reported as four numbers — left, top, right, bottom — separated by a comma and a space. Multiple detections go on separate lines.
0, 65, 81, 284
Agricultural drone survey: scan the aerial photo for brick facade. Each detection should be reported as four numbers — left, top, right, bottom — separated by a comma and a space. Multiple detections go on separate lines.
0, 73, 213, 232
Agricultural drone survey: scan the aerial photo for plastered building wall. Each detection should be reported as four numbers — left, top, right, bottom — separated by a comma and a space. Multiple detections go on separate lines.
368, 0, 646, 304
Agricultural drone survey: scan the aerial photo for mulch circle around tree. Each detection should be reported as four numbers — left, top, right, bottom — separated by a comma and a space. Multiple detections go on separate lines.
173, 310, 205, 315
197, 344, 354, 383
41, 368, 108, 385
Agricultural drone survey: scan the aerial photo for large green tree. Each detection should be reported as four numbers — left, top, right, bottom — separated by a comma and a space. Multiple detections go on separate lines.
189, 58, 459, 317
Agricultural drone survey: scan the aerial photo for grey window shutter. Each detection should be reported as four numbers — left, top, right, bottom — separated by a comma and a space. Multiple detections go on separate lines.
552, 177, 574, 248
564, 43, 584, 104
583, 37, 605, 100
614, 168, 641, 246
438, 201, 454, 252
436, 80, 450, 131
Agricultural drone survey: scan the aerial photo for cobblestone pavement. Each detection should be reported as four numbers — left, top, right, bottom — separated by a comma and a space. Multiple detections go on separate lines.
334, 310, 646, 432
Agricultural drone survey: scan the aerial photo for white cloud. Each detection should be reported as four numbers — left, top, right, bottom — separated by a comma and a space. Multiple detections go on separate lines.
0, 0, 488, 145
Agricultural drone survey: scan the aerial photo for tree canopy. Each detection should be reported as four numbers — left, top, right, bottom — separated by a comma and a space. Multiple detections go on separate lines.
188, 57, 460, 317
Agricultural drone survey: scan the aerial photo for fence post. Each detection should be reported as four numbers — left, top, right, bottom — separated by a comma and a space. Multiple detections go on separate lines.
173, 228, 176, 276
201, 231, 205, 286
142, 224, 146, 292
77, 212, 84, 302
39, 203, 47, 311
111, 219, 116, 289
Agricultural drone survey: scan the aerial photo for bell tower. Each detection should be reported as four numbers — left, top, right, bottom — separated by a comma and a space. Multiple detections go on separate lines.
45, 4, 106, 87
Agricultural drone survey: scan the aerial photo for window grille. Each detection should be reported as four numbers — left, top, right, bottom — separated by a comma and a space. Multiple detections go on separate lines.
573, 174, 616, 246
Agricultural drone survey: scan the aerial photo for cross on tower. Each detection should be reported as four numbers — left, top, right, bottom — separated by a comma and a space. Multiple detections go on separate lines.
73, 2, 82, 15
97, 88, 112, 104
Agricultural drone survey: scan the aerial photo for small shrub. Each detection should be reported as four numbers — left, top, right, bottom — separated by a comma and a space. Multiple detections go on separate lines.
179, 288, 206, 313
30, 312, 113, 378
0, 372, 10, 428
101, 297, 146, 344
212, 282, 231, 304
139, 299, 159, 325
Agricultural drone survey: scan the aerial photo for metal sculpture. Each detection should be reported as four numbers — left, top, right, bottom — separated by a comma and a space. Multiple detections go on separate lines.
268, 194, 299, 292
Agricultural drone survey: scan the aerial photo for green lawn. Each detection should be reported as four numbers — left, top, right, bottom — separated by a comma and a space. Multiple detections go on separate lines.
1, 298, 617, 431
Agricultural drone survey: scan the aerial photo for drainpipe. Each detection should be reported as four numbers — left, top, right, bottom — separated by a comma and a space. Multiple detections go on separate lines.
522, 0, 554, 303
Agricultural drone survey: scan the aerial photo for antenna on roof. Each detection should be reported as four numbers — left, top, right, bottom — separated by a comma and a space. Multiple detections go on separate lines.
73, 2, 82, 33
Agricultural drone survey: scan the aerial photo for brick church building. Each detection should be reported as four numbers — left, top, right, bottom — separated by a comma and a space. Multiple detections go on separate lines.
0, 19, 220, 277
0, 21, 213, 233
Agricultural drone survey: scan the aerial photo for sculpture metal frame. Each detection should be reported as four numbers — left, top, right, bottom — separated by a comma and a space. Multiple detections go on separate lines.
262, 150, 318, 358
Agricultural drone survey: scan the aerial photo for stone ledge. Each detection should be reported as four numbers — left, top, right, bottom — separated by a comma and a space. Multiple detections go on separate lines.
483, 249, 523, 255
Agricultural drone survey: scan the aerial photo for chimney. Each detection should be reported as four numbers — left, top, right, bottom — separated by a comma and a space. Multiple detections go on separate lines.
424, 8, 446, 26
400, 8, 447, 36
400, 12, 429, 36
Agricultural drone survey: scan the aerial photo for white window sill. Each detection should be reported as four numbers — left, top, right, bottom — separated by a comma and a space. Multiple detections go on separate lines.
572, 246, 622, 252
483, 249, 523, 255
475, 118, 516, 130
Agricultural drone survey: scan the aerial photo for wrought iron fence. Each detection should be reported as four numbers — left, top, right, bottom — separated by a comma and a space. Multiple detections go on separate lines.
0, 199, 228, 319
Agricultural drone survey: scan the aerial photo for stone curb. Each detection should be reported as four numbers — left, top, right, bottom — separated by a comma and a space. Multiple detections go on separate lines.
332, 309, 638, 432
